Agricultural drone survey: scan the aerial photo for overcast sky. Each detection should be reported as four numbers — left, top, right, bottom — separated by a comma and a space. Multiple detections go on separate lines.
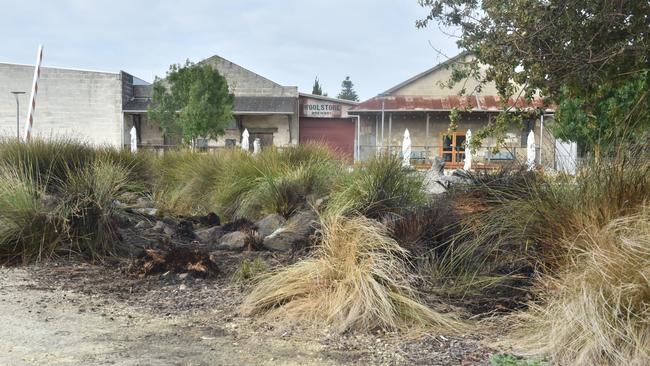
1, 0, 459, 100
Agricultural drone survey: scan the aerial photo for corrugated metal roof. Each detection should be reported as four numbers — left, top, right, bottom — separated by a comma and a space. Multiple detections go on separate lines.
350, 95, 549, 113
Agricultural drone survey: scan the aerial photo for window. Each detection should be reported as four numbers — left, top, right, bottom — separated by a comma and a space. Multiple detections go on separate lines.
440, 132, 466, 164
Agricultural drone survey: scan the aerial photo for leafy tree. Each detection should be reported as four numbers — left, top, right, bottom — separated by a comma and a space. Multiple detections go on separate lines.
312, 77, 323, 95
337, 76, 360, 101
148, 61, 234, 145
417, 0, 650, 152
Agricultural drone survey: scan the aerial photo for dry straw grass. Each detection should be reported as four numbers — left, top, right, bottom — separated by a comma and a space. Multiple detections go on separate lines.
516, 209, 650, 366
241, 212, 460, 332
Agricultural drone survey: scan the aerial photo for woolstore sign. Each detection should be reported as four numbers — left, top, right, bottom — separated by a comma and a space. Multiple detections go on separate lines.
299, 97, 351, 118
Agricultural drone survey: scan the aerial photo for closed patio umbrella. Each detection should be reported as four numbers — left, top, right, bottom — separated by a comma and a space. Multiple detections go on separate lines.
402, 128, 411, 167
241, 128, 250, 151
526, 130, 536, 171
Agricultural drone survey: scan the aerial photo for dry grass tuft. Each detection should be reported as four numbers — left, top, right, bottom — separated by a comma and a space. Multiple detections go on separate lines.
516, 209, 650, 366
241, 213, 460, 332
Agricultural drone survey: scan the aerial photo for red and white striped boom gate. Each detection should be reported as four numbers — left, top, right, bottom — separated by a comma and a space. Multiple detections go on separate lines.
23, 45, 43, 142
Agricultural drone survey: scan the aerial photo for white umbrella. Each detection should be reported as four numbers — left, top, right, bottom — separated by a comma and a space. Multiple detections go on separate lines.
253, 138, 261, 156
241, 128, 249, 151
463, 129, 472, 171
129, 125, 138, 153
526, 130, 536, 171
402, 128, 411, 167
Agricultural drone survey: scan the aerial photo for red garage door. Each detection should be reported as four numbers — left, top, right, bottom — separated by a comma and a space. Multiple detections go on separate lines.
299, 117, 355, 160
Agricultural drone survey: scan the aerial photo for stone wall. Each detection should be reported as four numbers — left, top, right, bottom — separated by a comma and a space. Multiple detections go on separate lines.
0, 63, 124, 146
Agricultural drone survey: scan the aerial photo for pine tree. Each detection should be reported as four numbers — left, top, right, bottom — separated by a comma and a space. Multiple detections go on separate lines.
311, 77, 323, 95
337, 76, 359, 101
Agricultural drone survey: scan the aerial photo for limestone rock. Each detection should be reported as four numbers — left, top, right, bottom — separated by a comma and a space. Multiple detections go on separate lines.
263, 210, 318, 252
219, 231, 248, 251
195, 226, 225, 244
423, 157, 447, 195
255, 213, 286, 237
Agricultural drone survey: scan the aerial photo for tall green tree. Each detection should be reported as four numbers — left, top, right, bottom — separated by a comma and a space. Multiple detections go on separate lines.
337, 76, 360, 101
148, 61, 234, 145
417, 0, 650, 152
312, 77, 323, 95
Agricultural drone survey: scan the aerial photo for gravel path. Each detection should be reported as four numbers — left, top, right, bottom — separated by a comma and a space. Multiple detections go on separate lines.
0, 263, 497, 366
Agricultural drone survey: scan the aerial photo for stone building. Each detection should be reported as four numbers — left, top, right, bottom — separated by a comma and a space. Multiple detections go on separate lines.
0, 62, 142, 147
0, 55, 301, 151
349, 53, 556, 168
124, 55, 300, 150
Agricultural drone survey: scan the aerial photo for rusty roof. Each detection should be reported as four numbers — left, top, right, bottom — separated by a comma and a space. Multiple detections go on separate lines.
349, 95, 550, 113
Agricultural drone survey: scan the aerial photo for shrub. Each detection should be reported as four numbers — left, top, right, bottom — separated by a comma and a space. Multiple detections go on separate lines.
516, 210, 650, 365
328, 154, 426, 219
241, 213, 460, 332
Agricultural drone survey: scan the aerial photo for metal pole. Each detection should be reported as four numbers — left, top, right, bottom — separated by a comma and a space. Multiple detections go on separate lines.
388, 113, 392, 154
15, 96, 19, 139
381, 100, 385, 153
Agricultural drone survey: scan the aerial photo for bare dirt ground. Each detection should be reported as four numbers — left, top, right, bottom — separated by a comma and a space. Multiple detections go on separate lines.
0, 255, 503, 366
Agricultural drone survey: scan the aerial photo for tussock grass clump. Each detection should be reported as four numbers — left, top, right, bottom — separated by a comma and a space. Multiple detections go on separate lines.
217, 144, 344, 219
329, 155, 426, 219
241, 213, 459, 332
0, 139, 146, 263
0, 138, 152, 193
0, 165, 64, 263
153, 150, 227, 215
155, 144, 344, 218
517, 210, 650, 366
58, 159, 131, 257
439, 144, 650, 285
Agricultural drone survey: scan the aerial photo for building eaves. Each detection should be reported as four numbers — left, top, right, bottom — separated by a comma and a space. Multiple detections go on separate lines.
349, 95, 551, 113
298, 92, 359, 105
123, 96, 296, 114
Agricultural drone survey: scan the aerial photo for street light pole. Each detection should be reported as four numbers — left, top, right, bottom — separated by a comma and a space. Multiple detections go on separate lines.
10, 91, 26, 140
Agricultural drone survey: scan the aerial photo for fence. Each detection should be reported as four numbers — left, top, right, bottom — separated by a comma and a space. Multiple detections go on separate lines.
359, 144, 543, 169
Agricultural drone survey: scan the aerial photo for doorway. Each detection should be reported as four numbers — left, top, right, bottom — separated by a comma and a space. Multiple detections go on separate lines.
248, 132, 274, 151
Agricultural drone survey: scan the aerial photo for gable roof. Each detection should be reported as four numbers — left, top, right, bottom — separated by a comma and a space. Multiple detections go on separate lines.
380, 52, 470, 96
200, 55, 297, 97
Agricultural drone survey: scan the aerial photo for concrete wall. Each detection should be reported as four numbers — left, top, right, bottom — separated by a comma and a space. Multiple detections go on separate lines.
0, 63, 124, 146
